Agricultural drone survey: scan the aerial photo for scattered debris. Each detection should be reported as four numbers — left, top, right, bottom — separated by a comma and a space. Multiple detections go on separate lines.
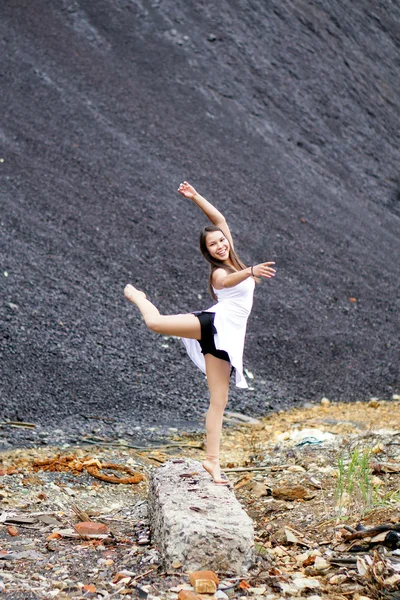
32, 454, 144, 484
0, 400, 400, 597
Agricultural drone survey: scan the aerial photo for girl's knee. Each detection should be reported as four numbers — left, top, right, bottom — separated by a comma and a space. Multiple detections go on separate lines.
210, 394, 228, 409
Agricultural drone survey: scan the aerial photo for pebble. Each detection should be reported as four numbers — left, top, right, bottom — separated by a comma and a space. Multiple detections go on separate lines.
368, 399, 380, 408
249, 586, 266, 595
329, 573, 348, 585
313, 556, 330, 571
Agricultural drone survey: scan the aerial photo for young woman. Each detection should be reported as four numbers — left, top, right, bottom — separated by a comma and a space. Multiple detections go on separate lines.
124, 182, 276, 484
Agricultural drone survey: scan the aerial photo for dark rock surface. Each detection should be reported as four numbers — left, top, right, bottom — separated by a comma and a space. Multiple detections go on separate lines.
0, 0, 399, 434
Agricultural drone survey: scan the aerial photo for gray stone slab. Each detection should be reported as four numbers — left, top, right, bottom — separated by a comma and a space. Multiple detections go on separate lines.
148, 458, 254, 573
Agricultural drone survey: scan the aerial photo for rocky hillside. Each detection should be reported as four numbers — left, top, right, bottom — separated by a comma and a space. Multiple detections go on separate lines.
0, 0, 399, 428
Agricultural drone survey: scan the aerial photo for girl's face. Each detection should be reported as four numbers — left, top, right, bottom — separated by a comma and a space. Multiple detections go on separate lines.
205, 230, 230, 262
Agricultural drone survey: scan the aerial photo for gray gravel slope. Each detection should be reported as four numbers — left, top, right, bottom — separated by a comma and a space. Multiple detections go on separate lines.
0, 0, 399, 429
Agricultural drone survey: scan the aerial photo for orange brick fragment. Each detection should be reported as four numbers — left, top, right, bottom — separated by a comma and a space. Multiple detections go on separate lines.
46, 532, 62, 541
113, 572, 131, 584
178, 591, 201, 600
188, 570, 219, 594
7, 526, 18, 537
239, 580, 251, 589
75, 521, 109, 536
83, 584, 96, 593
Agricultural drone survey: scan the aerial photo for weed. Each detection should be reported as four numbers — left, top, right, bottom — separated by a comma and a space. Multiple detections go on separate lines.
335, 447, 376, 514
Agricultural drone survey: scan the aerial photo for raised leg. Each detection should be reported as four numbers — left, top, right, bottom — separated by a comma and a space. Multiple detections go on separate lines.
124, 284, 201, 339
203, 354, 231, 485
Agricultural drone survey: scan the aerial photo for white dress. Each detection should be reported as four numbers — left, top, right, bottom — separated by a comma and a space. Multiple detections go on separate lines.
181, 277, 255, 388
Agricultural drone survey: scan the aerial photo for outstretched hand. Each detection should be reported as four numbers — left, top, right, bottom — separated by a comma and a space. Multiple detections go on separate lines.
177, 181, 198, 199
252, 262, 276, 279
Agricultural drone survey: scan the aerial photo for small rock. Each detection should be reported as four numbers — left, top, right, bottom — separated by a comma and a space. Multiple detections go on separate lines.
293, 577, 320, 591
113, 572, 132, 584
284, 528, 301, 544
178, 591, 201, 600
329, 573, 348, 585
170, 583, 193, 592
272, 485, 309, 501
314, 556, 330, 571
287, 465, 306, 473
270, 545, 287, 557
249, 586, 266, 595
75, 522, 109, 536
368, 399, 380, 408
188, 571, 219, 594
46, 532, 62, 541
372, 442, 384, 454
83, 584, 96, 593
308, 476, 322, 489
172, 560, 183, 569
215, 591, 229, 599
224, 411, 261, 425
383, 574, 400, 587
371, 475, 384, 486
279, 582, 299, 595
251, 482, 269, 498
320, 397, 330, 406
207, 34, 217, 42
297, 549, 321, 565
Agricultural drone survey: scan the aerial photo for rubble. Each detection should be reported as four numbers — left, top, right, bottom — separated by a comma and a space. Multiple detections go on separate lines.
188, 570, 219, 594
0, 400, 400, 597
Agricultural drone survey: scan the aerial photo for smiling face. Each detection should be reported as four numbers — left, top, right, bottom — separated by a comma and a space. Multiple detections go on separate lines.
205, 230, 230, 262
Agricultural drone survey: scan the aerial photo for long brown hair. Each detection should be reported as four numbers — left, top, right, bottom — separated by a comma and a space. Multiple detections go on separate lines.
199, 225, 247, 301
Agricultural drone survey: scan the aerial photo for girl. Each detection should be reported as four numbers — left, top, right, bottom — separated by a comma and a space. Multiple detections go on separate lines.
124, 182, 276, 484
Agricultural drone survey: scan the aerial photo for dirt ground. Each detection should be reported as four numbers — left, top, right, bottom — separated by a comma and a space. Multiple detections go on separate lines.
1, 398, 400, 599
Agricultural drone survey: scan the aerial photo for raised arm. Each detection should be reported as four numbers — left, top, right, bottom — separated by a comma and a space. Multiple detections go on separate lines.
177, 181, 234, 248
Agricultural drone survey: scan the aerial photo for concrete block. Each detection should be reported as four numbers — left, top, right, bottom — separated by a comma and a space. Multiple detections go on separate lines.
148, 458, 254, 573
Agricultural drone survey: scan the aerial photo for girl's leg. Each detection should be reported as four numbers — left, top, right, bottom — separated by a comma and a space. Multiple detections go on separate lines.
124, 285, 201, 339
203, 354, 231, 484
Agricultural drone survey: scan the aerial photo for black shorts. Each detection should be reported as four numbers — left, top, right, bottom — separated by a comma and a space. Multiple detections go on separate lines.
194, 312, 230, 363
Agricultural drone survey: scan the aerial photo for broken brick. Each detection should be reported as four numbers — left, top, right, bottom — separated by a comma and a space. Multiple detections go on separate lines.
188, 570, 219, 594
75, 522, 109, 536
178, 591, 201, 600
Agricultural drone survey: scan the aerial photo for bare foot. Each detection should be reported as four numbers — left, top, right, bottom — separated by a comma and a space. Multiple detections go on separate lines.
202, 457, 230, 485
124, 284, 146, 304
